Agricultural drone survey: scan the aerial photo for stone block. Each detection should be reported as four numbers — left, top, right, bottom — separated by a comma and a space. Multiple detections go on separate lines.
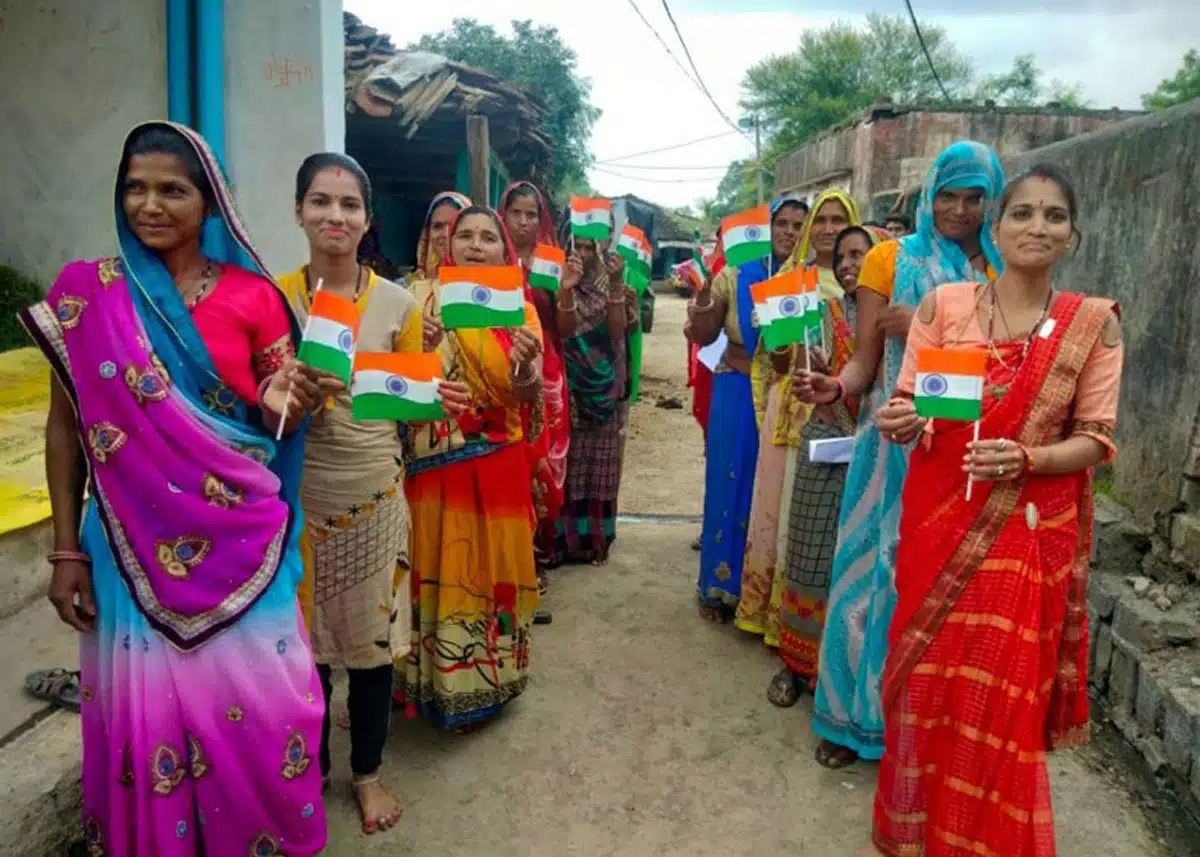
1162, 686, 1200, 779
1092, 497, 1151, 576
1171, 512, 1200, 567
1111, 595, 1200, 653
1091, 623, 1114, 692
1135, 735, 1169, 775
1110, 706, 1141, 744
1087, 572, 1123, 620
0, 710, 82, 857
1193, 744, 1200, 805
1107, 634, 1140, 716
1087, 606, 1100, 675
1135, 664, 1168, 736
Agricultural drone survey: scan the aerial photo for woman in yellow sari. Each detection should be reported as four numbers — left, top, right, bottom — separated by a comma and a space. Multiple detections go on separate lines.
401, 205, 544, 732
735, 190, 860, 645
280, 155, 470, 834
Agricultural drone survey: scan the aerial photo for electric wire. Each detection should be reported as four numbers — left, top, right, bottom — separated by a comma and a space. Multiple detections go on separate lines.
659, 0, 748, 137
595, 129, 741, 164
902, 0, 953, 102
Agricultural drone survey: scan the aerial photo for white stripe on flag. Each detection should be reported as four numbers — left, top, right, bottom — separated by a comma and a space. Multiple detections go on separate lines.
724, 222, 770, 249
439, 282, 525, 313
757, 293, 811, 325
352, 370, 441, 404
571, 209, 610, 226
914, 371, 984, 402
531, 258, 562, 280
305, 315, 354, 353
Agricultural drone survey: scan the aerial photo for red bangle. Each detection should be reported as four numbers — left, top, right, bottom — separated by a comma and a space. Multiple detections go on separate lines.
832, 377, 846, 404
1020, 444, 1037, 475
48, 550, 90, 565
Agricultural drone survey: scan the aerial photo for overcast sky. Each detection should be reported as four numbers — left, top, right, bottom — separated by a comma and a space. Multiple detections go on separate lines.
346, 0, 1195, 208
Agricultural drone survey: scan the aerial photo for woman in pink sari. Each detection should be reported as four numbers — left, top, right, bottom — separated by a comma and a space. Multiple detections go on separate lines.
20, 122, 337, 856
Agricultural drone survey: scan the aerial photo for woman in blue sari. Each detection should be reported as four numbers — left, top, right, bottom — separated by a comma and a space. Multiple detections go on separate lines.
21, 122, 336, 856
793, 142, 1006, 767
688, 196, 808, 621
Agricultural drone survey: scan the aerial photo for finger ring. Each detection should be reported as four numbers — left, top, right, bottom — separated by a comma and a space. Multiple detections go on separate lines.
998, 439, 1007, 450
997, 465, 1005, 476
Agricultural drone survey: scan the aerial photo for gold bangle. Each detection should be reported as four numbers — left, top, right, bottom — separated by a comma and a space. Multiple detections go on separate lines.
559, 299, 578, 313
690, 298, 716, 314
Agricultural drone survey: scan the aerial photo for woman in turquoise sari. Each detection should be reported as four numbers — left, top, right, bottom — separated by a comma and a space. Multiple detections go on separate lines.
20, 122, 336, 856
793, 141, 1005, 768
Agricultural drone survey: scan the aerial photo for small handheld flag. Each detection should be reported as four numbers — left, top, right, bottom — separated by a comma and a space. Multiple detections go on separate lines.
352, 352, 445, 422
691, 230, 710, 283
749, 268, 820, 352
297, 290, 361, 385
569, 195, 612, 242
913, 348, 987, 422
528, 244, 565, 293
721, 205, 772, 268
616, 224, 653, 282
438, 265, 526, 329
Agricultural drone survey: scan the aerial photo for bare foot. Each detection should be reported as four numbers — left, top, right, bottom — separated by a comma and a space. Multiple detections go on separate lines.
353, 777, 402, 835
814, 739, 859, 769
698, 604, 729, 623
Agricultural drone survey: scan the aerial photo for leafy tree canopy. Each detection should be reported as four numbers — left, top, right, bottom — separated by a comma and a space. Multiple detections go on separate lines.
411, 18, 600, 196
975, 54, 1089, 108
1142, 49, 1200, 111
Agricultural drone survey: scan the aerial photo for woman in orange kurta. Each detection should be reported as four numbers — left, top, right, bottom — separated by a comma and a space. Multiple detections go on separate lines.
870, 164, 1123, 857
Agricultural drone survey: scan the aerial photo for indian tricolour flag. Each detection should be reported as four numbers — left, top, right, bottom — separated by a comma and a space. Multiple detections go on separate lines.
529, 244, 565, 292
750, 268, 820, 351
297, 291, 360, 384
721, 205, 771, 268
616, 224, 652, 282
569, 195, 612, 241
351, 352, 445, 422
914, 348, 988, 421
438, 265, 525, 329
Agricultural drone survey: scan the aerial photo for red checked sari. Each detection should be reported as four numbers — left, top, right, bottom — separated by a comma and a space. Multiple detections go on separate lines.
875, 285, 1120, 857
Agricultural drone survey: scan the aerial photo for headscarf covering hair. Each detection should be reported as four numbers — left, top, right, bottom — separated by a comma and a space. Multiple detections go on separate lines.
499, 181, 558, 249
784, 188, 862, 272
832, 225, 887, 273
415, 190, 471, 278
901, 140, 1005, 281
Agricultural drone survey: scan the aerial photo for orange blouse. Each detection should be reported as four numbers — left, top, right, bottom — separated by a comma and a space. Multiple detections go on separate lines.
896, 282, 1123, 460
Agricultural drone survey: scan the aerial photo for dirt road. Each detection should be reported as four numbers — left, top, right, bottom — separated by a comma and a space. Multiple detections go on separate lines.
325, 291, 1179, 857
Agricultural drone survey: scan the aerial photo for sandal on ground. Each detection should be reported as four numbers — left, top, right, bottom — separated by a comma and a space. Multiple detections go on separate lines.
690, 536, 702, 551
533, 609, 553, 625
814, 740, 859, 769
352, 775, 402, 835
24, 668, 82, 712
697, 603, 730, 624
452, 721, 489, 736
766, 667, 801, 708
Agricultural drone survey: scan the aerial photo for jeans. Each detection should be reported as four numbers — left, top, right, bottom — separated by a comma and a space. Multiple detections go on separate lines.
317, 663, 393, 778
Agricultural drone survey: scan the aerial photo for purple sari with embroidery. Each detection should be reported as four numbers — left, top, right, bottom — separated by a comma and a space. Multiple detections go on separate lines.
19, 122, 325, 857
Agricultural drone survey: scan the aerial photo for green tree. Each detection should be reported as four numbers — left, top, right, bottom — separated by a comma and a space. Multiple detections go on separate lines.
411, 19, 600, 195
742, 14, 974, 154
975, 54, 1090, 108
1142, 49, 1200, 111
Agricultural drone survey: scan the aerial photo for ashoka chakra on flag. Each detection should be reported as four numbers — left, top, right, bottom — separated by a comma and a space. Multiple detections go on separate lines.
337, 328, 355, 354
919, 373, 949, 397
779, 296, 802, 317
471, 286, 492, 306
385, 376, 409, 397
744, 226, 762, 241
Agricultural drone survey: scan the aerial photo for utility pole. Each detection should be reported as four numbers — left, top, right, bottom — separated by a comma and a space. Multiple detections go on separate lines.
754, 114, 764, 206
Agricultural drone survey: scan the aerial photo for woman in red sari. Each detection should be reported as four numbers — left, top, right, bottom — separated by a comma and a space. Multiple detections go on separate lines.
499, 182, 569, 580
869, 164, 1123, 857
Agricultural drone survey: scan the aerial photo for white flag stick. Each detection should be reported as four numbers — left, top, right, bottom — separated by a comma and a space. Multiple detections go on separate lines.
804, 324, 812, 374
275, 277, 323, 442
965, 418, 981, 501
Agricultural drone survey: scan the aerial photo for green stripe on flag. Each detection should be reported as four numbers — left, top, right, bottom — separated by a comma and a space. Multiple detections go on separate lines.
624, 266, 651, 293
914, 396, 982, 421
725, 242, 770, 269
297, 340, 352, 383
528, 271, 559, 292
571, 221, 610, 241
760, 316, 813, 351
352, 393, 445, 422
442, 303, 525, 330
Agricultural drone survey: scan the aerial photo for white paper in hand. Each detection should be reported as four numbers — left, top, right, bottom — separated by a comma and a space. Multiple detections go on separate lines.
808, 436, 855, 464
698, 331, 728, 372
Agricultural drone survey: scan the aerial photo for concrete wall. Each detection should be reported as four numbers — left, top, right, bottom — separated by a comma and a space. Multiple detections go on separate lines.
774, 106, 1138, 217
1003, 100, 1200, 522
225, 0, 344, 277
0, 0, 168, 286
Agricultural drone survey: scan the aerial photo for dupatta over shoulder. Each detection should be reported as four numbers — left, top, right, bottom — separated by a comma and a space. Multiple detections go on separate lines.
20, 121, 305, 651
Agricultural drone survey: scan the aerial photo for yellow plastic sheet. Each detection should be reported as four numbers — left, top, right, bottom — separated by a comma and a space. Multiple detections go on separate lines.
0, 347, 51, 535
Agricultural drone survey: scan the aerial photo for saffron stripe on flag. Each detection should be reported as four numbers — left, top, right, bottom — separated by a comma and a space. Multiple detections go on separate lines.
354, 351, 441, 382
915, 347, 988, 377
309, 290, 361, 333
721, 204, 771, 233
437, 265, 524, 292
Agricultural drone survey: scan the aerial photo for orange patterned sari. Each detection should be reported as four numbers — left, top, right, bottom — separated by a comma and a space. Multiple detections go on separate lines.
874, 291, 1115, 857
